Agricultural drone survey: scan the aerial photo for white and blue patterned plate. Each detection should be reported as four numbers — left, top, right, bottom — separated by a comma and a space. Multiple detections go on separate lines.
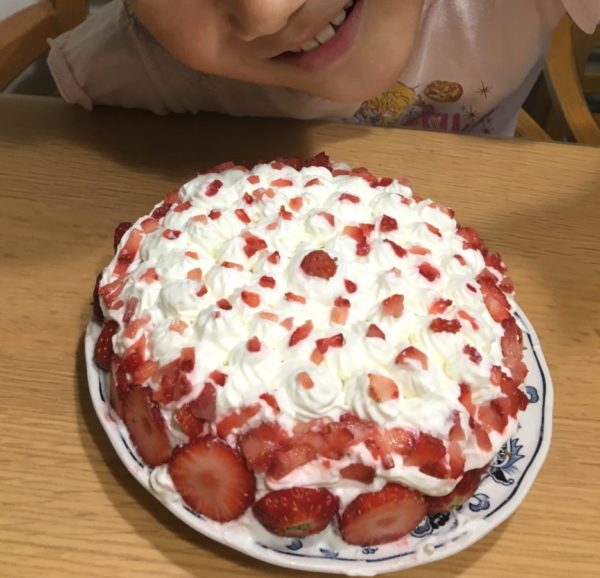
85, 307, 552, 576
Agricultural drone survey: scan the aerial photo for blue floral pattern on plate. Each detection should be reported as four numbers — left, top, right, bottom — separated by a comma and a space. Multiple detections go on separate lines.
86, 307, 552, 576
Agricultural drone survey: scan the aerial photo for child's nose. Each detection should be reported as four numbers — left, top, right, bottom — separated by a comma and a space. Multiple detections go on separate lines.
227, 0, 307, 41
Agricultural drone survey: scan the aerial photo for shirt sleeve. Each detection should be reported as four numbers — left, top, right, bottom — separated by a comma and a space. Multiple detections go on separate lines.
561, 0, 600, 32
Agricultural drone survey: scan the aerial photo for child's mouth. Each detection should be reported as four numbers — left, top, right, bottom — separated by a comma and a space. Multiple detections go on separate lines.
275, 0, 362, 71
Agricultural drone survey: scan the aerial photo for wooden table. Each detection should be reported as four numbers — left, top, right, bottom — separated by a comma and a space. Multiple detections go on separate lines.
1, 95, 599, 578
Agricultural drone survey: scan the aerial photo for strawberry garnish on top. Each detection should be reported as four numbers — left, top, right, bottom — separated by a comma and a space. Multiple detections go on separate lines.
94, 320, 119, 371
300, 250, 337, 279
253, 487, 339, 537
477, 271, 511, 323
457, 225, 487, 254
114, 228, 143, 277
338, 483, 426, 546
381, 294, 404, 318
368, 373, 399, 403
113, 222, 132, 252
92, 273, 104, 321
426, 468, 486, 515
501, 317, 528, 385
123, 386, 171, 467
169, 436, 256, 522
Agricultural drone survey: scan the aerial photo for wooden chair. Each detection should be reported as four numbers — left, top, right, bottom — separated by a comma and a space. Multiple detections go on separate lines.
544, 16, 600, 145
0, 0, 87, 91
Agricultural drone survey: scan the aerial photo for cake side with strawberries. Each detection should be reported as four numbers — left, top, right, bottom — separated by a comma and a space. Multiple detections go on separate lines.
92, 154, 528, 546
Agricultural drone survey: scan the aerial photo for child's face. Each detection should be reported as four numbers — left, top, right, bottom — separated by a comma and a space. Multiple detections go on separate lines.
129, 0, 424, 103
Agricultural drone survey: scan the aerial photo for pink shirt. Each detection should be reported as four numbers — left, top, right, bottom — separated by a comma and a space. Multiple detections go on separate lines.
48, 0, 600, 136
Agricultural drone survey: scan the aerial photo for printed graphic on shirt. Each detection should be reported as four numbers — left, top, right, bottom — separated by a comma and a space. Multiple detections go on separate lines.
355, 79, 495, 134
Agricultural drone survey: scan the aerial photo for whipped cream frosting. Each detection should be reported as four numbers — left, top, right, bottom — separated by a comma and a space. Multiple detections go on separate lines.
100, 159, 522, 497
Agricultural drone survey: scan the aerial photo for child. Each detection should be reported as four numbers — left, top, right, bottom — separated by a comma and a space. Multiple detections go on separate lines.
48, 0, 600, 137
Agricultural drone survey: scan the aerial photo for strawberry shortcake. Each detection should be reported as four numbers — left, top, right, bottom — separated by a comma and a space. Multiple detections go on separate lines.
92, 153, 528, 546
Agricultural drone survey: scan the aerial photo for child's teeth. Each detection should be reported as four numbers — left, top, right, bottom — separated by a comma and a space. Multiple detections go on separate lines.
300, 39, 320, 52
330, 9, 347, 26
315, 23, 336, 44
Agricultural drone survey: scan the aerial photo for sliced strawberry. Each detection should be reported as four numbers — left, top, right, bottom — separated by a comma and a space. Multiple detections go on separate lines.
239, 422, 290, 473
300, 250, 337, 279
243, 233, 267, 258
459, 383, 476, 416
205, 179, 223, 197
419, 262, 440, 282
113, 222, 132, 252
403, 433, 447, 471
132, 359, 159, 385
259, 393, 281, 414
368, 373, 399, 403
339, 193, 360, 204
339, 483, 427, 546
426, 468, 486, 515
114, 228, 143, 277
98, 277, 127, 310
429, 318, 461, 333
340, 463, 376, 484
241, 290, 260, 308
331, 305, 349, 325
268, 445, 317, 480
319, 211, 335, 226
395, 346, 428, 370
381, 294, 404, 318
92, 273, 104, 321
94, 320, 119, 371
385, 427, 416, 456
121, 335, 146, 373
296, 371, 314, 390
366, 323, 386, 340
458, 309, 480, 331
259, 275, 276, 288
380, 215, 398, 232
478, 402, 508, 433
384, 239, 407, 258
470, 417, 492, 451
457, 225, 487, 254
123, 386, 171, 467
174, 405, 207, 440
169, 436, 256, 522
501, 317, 528, 385
478, 274, 511, 323
315, 333, 345, 354
499, 276, 515, 294
289, 320, 314, 347
109, 355, 128, 419
209, 370, 228, 386
426, 223, 442, 237
484, 252, 507, 274
285, 292, 306, 304
216, 404, 261, 438
253, 487, 339, 537
188, 382, 217, 422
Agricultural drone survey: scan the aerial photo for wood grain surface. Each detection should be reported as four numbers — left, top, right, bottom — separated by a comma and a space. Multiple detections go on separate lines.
0, 95, 599, 578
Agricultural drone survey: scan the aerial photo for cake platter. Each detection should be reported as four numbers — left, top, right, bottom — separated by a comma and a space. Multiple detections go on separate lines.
85, 305, 552, 576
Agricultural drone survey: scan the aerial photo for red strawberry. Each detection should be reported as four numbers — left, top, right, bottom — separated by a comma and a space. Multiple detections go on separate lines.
338, 484, 427, 546
114, 228, 143, 277
253, 487, 339, 537
478, 402, 508, 433
268, 445, 317, 480
403, 433, 447, 470
169, 436, 256, 522
340, 463, 376, 484
429, 318, 461, 333
216, 404, 261, 438
174, 405, 207, 440
259, 393, 281, 414
205, 179, 223, 197
247, 336, 262, 352
484, 252, 507, 274
368, 373, 399, 403
241, 291, 260, 308
380, 215, 398, 232
300, 250, 337, 279
239, 422, 289, 473
428, 298, 453, 315
285, 292, 306, 304
92, 273, 104, 321
344, 279, 357, 293
113, 222, 132, 252
501, 317, 528, 385
395, 346, 429, 370
94, 320, 119, 371
459, 383, 476, 416
419, 262, 440, 282
315, 333, 345, 354
366, 323, 386, 340
259, 275, 276, 288
209, 370, 228, 386
384, 239, 407, 258
289, 320, 313, 347
120, 335, 146, 373
478, 274, 511, 323
188, 382, 217, 422
426, 468, 486, 515
381, 294, 404, 318
243, 233, 267, 258
123, 386, 171, 467
457, 225, 487, 254
463, 344, 482, 364
296, 371, 314, 389
339, 193, 360, 204
109, 355, 128, 419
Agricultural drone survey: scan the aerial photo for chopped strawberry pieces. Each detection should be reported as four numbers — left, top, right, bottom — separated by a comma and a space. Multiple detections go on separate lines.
253, 487, 338, 537
300, 250, 337, 279
429, 318, 461, 333
384, 239, 407, 258
240, 422, 290, 473
458, 309, 480, 331
296, 371, 314, 390
162, 229, 181, 240
209, 369, 228, 386
271, 178, 293, 187
395, 346, 429, 370
319, 211, 335, 226
180, 347, 195, 372
289, 320, 314, 347
419, 262, 440, 282
280, 317, 294, 330
501, 317, 528, 385
246, 336, 262, 352
289, 196, 303, 211
174, 405, 207, 440
343, 226, 371, 256
169, 436, 256, 522
339, 193, 360, 204
470, 417, 492, 451
285, 292, 306, 304
315, 333, 345, 354
339, 484, 426, 546
485, 252, 507, 274
331, 305, 349, 325
267, 251, 280, 264
150, 201, 173, 220
380, 215, 398, 232
403, 433, 447, 473
428, 298, 453, 315
279, 206, 293, 220
426, 223, 442, 237
478, 402, 508, 433
208, 209, 222, 220
478, 273, 511, 322
174, 201, 192, 213
427, 468, 486, 515
216, 404, 261, 438
241, 291, 260, 308
235, 208, 250, 224
94, 320, 119, 371
381, 294, 404, 318
187, 268, 203, 281
366, 323, 386, 340
340, 463, 376, 484
139, 267, 159, 283
205, 179, 223, 197
217, 298, 232, 310
98, 277, 127, 309
259, 275, 276, 288
344, 279, 357, 293
92, 274, 104, 321
221, 261, 243, 270
243, 192, 254, 205
120, 336, 146, 374
463, 344, 483, 364
259, 311, 279, 322
109, 355, 128, 418
306, 177, 322, 187
459, 383, 476, 416
259, 393, 281, 414
123, 386, 171, 467
457, 225, 487, 254
132, 359, 159, 385
113, 221, 132, 252
499, 276, 515, 294
368, 373, 399, 403
408, 244, 431, 255
140, 217, 159, 234
247, 174, 260, 184
114, 228, 143, 277
454, 254, 466, 266
268, 445, 317, 480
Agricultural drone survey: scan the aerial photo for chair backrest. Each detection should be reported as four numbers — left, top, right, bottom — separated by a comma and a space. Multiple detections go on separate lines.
544, 16, 600, 146
0, 0, 87, 91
